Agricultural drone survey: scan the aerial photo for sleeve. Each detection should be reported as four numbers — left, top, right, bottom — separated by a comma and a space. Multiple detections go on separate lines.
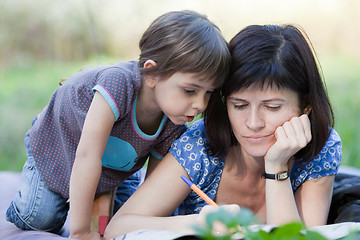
168, 119, 211, 184
150, 123, 187, 160
291, 129, 342, 190
92, 67, 135, 120
170, 119, 223, 215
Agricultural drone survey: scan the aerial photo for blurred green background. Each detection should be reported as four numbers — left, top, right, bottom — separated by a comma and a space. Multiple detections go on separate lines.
1, 0, 360, 171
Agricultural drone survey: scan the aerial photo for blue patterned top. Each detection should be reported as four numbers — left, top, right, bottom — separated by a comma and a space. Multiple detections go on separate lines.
169, 119, 342, 215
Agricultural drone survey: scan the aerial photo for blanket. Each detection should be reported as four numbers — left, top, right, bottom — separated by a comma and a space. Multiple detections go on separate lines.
2, 166, 360, 240
0, 172, 72, 240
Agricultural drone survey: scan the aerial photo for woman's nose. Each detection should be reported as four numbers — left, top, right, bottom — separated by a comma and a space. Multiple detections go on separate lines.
246, 109, 265, 130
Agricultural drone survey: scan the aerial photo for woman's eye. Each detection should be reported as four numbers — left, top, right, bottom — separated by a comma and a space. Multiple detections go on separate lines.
234, 104, 247, 109
266, 105, 281, 111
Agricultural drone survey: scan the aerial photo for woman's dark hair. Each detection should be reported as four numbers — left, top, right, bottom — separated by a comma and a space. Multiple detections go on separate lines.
138, 10, 231, 87
204, 24, 334, 163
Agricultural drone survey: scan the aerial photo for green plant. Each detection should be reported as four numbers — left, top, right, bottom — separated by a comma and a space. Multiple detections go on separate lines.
193, 207, 358, 240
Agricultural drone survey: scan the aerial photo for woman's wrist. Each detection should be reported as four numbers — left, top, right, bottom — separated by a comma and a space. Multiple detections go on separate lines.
264, 162, 289, 173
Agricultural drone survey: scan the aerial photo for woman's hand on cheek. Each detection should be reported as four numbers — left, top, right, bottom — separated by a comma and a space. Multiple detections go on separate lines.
265, 114, 312, 170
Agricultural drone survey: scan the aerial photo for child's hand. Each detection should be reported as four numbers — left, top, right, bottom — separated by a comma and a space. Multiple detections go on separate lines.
264, 114, 312, 170
69, 231, 102, 240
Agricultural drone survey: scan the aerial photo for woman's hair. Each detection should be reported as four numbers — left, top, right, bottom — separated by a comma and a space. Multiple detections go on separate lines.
138, 10, 231, 87
205, 24, 334, 163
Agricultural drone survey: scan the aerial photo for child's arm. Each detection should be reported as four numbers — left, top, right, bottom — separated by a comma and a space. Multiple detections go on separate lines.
103, 152, 197, 239
69, 91, 116, 240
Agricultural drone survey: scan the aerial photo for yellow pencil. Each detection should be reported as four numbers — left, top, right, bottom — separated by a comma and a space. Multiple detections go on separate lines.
181, 175, 242, 231
181, 175, 218, 207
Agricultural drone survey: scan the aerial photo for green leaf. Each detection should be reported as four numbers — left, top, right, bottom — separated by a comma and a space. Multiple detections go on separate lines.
304, 230, 328, 240
271, 222, 304, 239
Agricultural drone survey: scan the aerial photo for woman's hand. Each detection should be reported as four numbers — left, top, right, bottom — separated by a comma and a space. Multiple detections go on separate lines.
265, 114, 312, 170
197, 204, 241, 236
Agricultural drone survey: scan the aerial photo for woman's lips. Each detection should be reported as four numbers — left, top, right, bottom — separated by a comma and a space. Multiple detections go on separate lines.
245, 134, 272, 143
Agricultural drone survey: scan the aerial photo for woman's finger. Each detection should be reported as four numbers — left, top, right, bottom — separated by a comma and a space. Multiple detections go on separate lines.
290, 116, 308, 148
282, 120, 296, 141
299, 114, 312, 142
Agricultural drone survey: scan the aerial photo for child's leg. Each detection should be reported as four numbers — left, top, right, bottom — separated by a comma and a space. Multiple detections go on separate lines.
6, 129, 68, 233
90, 169, 144, 235
6, 156, 69, 233
91, 190, 115, 236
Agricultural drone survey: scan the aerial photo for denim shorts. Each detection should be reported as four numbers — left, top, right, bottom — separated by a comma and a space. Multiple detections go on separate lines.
6, 128, 69, 233
6, 118, 143, 232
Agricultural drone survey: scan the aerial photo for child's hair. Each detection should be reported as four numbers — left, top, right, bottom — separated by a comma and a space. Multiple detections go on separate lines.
138, 10, 231, 87
205, 24, 334, 162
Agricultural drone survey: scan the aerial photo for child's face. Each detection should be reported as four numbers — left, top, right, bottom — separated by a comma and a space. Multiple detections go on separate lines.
226, 85, 302, 158
153, 72, 217, 125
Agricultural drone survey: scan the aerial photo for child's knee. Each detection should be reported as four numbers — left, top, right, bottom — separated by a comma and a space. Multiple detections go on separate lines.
6, 196, 68, 233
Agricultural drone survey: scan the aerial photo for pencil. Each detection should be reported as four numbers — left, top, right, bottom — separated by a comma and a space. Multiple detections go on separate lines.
181, 175, 242, 231
181, 175, 218, 207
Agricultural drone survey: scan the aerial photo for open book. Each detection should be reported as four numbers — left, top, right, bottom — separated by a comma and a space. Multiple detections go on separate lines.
115, 222, 360, 240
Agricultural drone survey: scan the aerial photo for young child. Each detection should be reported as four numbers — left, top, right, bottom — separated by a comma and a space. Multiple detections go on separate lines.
6, 10, 231, 240
104, 24, 342, 238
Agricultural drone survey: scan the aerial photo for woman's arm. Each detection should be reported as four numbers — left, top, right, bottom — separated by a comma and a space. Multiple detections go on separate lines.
264, 115, 314, 226
104, 153, 197, 239
69, 91, 115, 240
265, 114, 336, 227
265, 174, 334, 228
295, 175, 335, 227
144, 155, 162, 179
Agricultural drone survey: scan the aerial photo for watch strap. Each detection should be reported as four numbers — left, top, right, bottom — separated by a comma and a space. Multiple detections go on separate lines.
261, 170, 289, 181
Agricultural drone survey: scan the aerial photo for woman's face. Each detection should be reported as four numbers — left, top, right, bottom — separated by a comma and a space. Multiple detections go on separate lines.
226, 85, 302, 158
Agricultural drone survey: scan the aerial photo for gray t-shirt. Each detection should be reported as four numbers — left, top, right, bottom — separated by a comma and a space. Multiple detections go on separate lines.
29, 61, 186, 198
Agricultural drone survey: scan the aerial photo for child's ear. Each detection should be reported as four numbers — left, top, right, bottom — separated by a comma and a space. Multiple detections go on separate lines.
143, 60, 158, 88
303, 105, 312, 115
143, 59, 157, 69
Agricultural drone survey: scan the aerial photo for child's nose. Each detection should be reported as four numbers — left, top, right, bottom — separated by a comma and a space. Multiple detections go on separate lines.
192, 93, 208, 114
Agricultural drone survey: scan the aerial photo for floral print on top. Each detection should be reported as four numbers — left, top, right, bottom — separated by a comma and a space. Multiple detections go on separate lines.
169, 118, 342, 215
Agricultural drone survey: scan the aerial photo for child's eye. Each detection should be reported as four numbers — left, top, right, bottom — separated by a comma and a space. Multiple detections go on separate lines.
184, 89, 196, 94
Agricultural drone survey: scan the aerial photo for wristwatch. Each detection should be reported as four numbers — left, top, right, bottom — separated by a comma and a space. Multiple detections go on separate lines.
261, 170, 290, 181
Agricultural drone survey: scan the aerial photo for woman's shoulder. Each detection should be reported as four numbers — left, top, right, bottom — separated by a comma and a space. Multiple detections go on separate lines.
186, 118, 206, 136
172, 118, 206, 147
291, 128, 342, 190
170, 118, 224, 184
327, 128, 341, 143
315, 128, 342, 161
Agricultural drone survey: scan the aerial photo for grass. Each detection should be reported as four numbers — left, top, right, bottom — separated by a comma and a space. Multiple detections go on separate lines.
0, 61, 86, 171
321, 54, 360, 169
0, 54, 359, 171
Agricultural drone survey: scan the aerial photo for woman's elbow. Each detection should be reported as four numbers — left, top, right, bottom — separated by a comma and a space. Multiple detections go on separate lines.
103, 215, 129, 240
103, 224, 120, 240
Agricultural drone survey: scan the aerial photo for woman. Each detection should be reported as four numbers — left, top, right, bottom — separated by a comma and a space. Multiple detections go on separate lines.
103, 24, 342, 239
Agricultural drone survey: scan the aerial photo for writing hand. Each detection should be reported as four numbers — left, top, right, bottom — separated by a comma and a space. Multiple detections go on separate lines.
197, 205, 241, 236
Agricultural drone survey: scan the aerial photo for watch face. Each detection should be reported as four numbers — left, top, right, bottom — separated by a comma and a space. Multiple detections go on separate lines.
278, 171, 289, 180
